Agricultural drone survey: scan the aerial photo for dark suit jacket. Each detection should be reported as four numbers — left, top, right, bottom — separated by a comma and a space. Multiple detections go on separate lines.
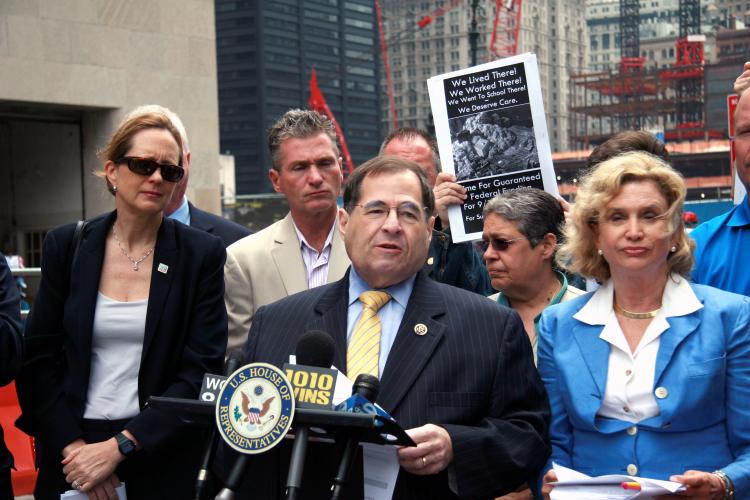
16, 212, 228, 458
189, 202, 251, 247
240, 270, 550, 499
0, 255, 23, 476
425, 229, 492, 296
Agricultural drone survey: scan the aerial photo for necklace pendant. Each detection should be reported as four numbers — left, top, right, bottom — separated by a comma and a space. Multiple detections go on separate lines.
133, 262, 139, 271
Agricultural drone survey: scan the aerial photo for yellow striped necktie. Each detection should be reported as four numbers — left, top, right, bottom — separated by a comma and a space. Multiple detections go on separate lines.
347, 290, 391, 380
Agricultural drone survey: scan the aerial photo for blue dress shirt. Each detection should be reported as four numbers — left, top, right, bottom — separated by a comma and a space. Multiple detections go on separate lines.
167, 197, 191, 226
346, 268, 415, 376
691, 195, 750, 296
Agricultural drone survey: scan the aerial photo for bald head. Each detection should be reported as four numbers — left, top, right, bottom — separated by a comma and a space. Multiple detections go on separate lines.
380, 128, 440, 187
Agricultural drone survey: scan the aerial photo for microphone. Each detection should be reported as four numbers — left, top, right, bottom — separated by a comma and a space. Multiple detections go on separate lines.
330, 374, 381, 500
198, 350, 245, 500
285, 330, 336, 500
295, 329, 336, 368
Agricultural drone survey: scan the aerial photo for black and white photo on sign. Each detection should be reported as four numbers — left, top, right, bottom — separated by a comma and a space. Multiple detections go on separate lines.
449, 107, 540, 181
428, 53, 558, 242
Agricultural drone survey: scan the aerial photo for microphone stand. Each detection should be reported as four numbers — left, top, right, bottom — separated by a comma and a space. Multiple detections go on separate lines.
194, 425, 219, 499
330, 429, 363, 500
284, 425, 309, 500
214, 455, 249, 500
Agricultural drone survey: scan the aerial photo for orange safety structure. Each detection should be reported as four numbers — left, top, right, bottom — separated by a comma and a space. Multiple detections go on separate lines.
0, 382, 37, 495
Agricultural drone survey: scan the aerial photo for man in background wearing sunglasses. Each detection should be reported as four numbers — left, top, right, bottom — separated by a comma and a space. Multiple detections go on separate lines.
380, 128, 492, 296
125, 105, 251, 248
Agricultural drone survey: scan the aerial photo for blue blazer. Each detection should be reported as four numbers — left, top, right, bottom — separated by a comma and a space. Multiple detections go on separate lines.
537, 282, 750, 495
16, 212, 228, 457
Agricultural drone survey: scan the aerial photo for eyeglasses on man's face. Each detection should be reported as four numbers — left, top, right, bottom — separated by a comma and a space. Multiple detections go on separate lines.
117, 156, 185, 183
353, 201, 429, 224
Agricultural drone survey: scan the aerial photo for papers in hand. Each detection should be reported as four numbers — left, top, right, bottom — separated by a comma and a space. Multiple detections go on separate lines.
550, 463, 686, 500
61, 483, 127, 499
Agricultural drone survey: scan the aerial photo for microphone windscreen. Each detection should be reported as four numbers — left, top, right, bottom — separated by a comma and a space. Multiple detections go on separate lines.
295, 330, 336, 368
224, 348, 245, 376
352, 374, 380, 403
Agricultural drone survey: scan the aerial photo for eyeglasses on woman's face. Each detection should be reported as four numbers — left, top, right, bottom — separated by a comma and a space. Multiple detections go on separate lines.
117, 156, 185, 183
479, 237, 527, 253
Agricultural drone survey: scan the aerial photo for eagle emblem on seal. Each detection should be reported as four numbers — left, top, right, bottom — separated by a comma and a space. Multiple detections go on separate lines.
235, 390, 275, 429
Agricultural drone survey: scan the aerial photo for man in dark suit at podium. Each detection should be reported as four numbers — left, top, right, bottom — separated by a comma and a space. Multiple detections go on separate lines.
239, 156, 550, 499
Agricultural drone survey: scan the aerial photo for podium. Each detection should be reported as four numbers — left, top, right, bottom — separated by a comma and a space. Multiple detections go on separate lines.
148, 396, 414, 447
147, 396, 415, 499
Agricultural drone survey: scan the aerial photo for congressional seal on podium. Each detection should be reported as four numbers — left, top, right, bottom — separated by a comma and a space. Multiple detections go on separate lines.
216, 362, 295, 454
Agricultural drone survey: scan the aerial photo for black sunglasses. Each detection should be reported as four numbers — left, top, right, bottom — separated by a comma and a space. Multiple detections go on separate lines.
117, 156, 185, 183
479, 237, 526, 253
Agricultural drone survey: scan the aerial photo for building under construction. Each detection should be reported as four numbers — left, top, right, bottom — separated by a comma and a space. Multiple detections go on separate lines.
570, 0, 749, 148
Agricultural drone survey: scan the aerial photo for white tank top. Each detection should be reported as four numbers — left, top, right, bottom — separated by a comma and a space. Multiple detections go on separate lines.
83, 292, 147, 420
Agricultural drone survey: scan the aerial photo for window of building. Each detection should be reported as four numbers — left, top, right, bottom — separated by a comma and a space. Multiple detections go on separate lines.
345, 33, 373, 45
345, 18, 373, 29
344, 2, 373, 14
303, 9, 338, 22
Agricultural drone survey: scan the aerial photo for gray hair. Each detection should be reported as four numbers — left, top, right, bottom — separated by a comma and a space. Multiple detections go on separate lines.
482, 188, 564, 247
125, 104, 189, 152
379, 127, 441, 174
268, 109, 339, 170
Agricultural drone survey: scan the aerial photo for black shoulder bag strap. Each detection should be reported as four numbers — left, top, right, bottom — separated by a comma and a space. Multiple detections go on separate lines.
68, 219, 87, 291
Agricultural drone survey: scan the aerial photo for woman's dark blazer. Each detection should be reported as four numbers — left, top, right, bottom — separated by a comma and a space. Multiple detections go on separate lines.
15, 211, 228, 459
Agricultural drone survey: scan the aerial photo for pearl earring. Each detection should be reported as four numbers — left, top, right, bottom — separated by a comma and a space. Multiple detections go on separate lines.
670, 245, 676, 253
597, 249, 603, 256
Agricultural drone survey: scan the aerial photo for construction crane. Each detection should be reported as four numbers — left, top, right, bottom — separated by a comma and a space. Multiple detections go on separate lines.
489, 0, 523, 60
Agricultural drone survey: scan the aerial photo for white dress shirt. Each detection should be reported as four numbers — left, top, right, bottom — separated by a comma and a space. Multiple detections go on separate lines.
293, 221, 335, 289
573, 275, 703, 423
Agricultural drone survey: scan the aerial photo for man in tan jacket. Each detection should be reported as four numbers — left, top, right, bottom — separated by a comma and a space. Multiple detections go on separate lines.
223, 110, 350, 353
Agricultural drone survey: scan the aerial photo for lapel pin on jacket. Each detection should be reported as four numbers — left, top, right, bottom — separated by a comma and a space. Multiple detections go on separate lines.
157, 263, 169, 274
414, 323, 428, 336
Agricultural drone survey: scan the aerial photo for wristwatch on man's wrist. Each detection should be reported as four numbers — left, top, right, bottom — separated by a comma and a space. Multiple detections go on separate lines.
115, 432, 136, 458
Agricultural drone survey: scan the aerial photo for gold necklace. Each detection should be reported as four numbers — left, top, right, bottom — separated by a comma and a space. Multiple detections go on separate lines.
113, 226, 155, 271
613, 301, 661, 319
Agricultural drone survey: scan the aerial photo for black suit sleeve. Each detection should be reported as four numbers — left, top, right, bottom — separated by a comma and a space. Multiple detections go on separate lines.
442, 309, 550, 498
15, 226, 85, 454
0, 256, 22, 386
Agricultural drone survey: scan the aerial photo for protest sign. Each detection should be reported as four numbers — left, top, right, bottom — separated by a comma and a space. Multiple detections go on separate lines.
428, 53, 558, 242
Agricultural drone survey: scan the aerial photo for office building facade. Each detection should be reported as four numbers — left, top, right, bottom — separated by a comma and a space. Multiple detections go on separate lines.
215, 0, 381, 194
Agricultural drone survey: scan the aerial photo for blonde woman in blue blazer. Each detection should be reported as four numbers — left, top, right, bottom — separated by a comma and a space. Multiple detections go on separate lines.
538, 151, 750, 499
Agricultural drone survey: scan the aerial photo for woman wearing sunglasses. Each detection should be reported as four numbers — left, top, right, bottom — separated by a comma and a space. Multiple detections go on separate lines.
538, 151, 750, 499
16, 109, 228, 499
481, 188, 584, 363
